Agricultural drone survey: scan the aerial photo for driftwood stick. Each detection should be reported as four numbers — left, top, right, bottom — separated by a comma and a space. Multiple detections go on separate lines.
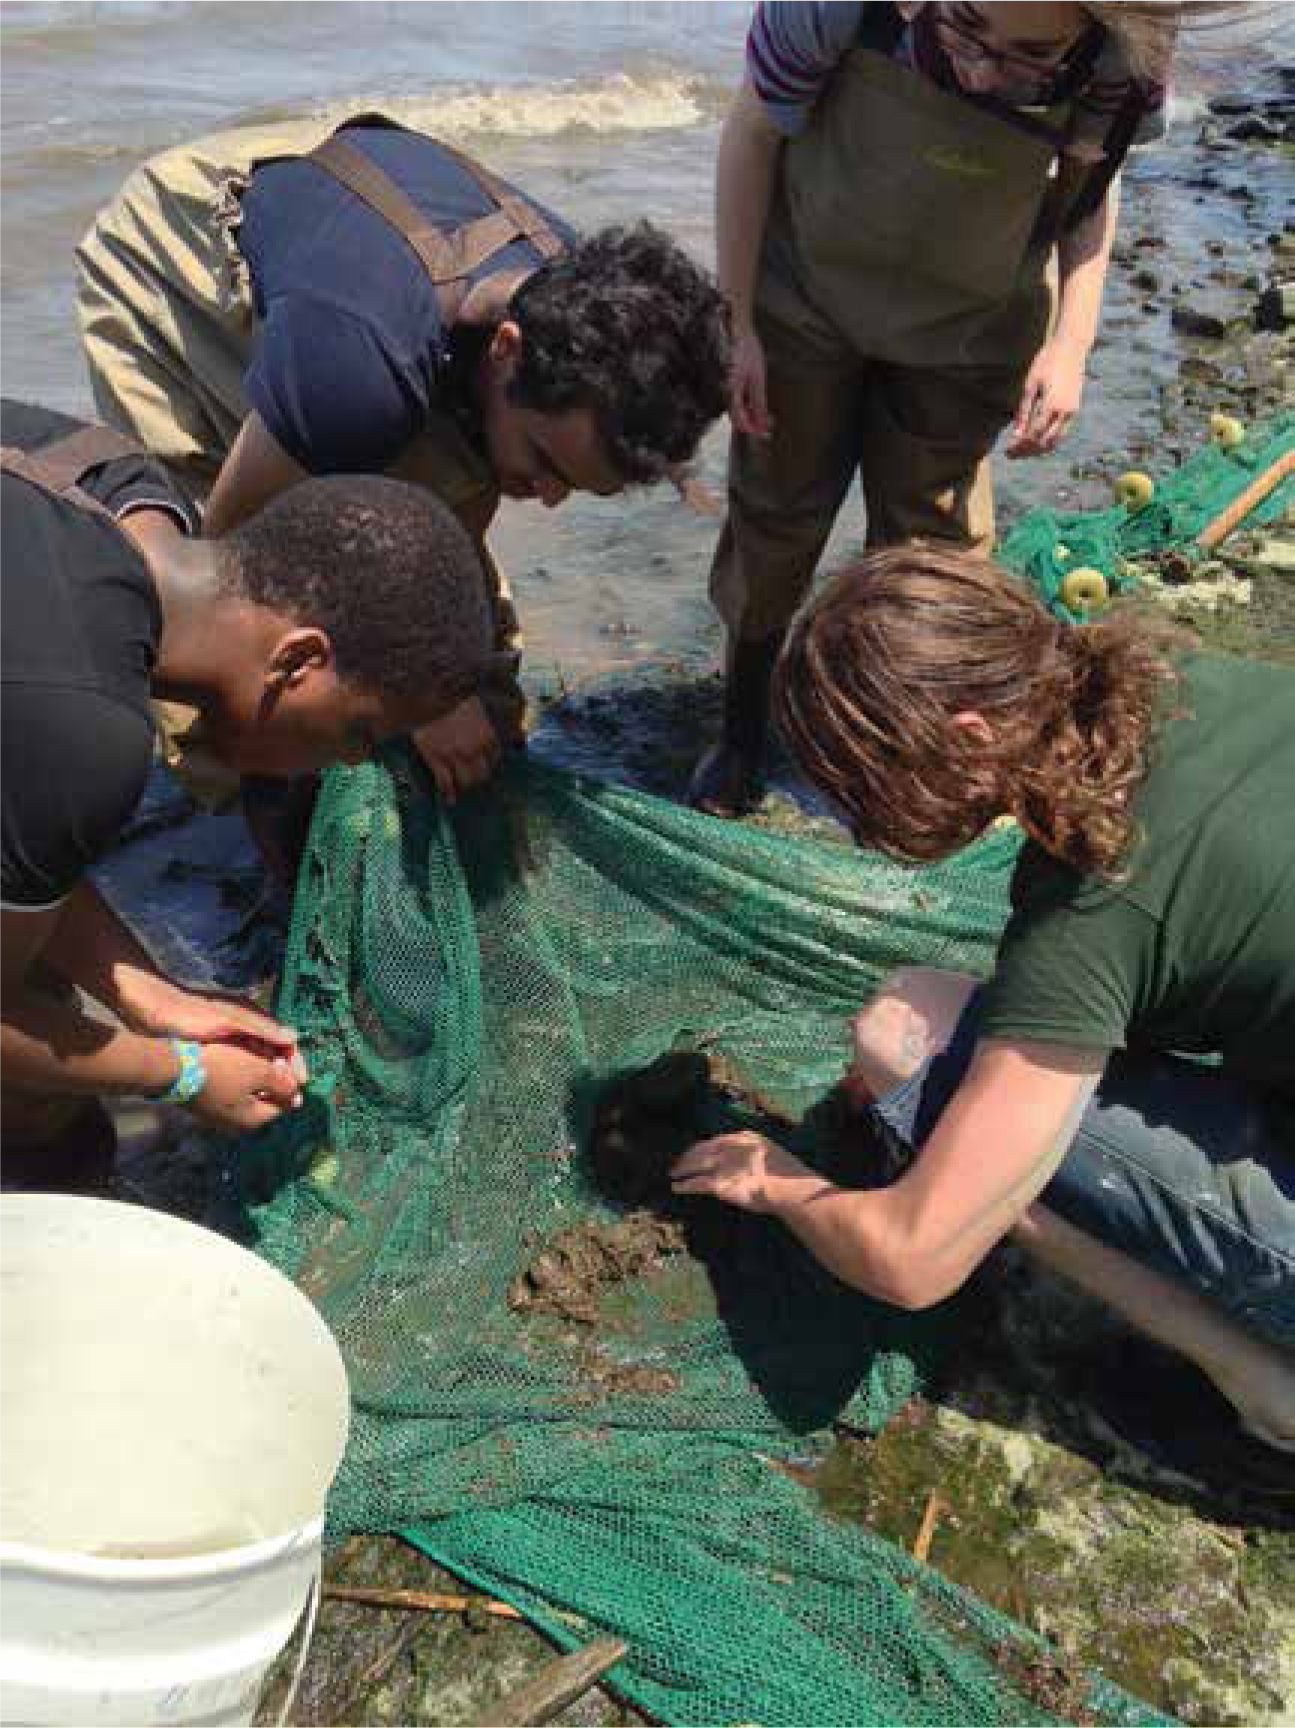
1197, 447, 1294, 549
480, 1635, 629, 1727
323, 1583, 522, 1619
911, 1490, 945, 1565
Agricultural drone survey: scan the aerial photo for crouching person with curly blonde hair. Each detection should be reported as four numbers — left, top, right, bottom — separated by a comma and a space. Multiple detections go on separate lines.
673, 545, 1294, 1493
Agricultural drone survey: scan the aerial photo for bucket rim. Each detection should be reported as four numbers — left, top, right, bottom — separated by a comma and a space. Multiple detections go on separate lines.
0, 1516, 325, 1583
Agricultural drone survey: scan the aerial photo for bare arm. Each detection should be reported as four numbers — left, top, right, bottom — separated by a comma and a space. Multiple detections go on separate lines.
40, 880, 300, 1049
201, 409, 310, 537
672, 1040, 1102, 1308
1007, 172, 1121, 458
2, 901, 176, 1098
2, 894, 302, 1130
1054, 169, 1121, 355
715, 78, 784, 437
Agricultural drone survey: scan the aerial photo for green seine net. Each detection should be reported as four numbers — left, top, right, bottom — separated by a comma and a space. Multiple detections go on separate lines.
232, 415, 1290, 1726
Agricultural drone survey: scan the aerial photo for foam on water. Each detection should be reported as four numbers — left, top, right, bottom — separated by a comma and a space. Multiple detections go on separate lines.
311, 73, 723, 141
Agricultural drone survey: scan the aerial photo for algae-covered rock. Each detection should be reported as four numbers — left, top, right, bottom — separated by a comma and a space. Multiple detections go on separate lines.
807, 1254, 1295, 1726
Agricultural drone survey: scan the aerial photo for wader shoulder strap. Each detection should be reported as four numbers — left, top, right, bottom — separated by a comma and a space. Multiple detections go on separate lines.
856, 2, 906, 55
1061, 90, 1144, 232
0, 423, 145, 523
307, 126, 564, 322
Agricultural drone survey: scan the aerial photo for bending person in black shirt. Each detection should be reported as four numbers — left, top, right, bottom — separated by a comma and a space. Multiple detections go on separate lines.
2, 400, 494, 1189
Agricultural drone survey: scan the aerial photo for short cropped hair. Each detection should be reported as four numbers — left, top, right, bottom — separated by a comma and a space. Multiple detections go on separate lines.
219, 476, 493, 703
508, 222, 730, 484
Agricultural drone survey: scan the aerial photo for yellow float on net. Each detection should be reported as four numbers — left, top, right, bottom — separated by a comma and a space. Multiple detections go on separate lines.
1209, 411, 1245, 450
1113, 470, 1155, 509
1060, 567, 1109, 614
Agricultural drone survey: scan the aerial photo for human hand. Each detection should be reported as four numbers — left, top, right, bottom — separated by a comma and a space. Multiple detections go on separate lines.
1005, 337, 1088, 458
185, 1040, 303, 1134
413, 695, 500, 803
729, 323, 773, 440
122, 978, 307, 1083
671, 1130, 814, 1214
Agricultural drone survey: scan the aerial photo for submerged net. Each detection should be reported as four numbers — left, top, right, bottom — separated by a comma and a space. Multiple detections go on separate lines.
220, 415, 1295, 1725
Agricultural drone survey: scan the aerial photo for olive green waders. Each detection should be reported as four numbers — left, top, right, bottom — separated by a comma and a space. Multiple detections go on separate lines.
694, 48, 1075, 815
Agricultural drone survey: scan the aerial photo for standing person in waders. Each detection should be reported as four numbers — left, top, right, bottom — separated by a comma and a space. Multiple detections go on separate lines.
692, 1, 1181, 816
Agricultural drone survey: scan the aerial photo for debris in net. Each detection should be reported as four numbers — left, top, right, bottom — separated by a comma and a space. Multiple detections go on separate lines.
574, 1339, 680, 1401
992, 1644, 1098, 1726
508, 1211, 686, 1327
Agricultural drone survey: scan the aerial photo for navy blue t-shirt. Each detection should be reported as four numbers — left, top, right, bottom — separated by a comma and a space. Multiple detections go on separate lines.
236, 123, 575, 475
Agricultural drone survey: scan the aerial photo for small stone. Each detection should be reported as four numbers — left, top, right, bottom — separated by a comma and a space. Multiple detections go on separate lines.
1227, 116, 1288, 143
1171, 306, 1229, 339
1245, 537, 1295, 575
1132, 268, 1160, 293
1254, 284, 1294, 332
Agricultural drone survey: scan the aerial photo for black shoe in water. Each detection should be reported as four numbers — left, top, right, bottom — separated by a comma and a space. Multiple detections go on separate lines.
687, 740, 768, 817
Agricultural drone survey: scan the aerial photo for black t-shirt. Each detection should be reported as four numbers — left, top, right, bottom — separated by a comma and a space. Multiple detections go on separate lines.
1, 400, 197, 910
237, 121, 575, 474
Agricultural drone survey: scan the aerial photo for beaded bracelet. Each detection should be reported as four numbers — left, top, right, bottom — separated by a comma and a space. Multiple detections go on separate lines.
157, 1037, 207, 1105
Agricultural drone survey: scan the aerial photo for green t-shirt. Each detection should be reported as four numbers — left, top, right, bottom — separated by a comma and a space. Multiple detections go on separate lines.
980, 654, 1295, 1099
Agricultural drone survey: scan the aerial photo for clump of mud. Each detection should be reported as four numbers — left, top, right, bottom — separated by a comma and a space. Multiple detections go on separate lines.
508, 1211, 686, 1327
573, 1339, 680, 1401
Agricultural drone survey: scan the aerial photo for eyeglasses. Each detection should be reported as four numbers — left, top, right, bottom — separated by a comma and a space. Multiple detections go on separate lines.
933, 8, 1095, 99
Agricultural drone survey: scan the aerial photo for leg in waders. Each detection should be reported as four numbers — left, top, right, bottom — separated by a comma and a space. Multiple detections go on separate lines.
691, 305, 1018, 817
695, 19, 1084, 817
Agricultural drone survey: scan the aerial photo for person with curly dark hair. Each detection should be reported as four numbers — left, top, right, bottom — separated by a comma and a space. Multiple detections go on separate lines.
2, 399, 495, 1187
674, 545, 1295, 1489
77, 113, 730, 798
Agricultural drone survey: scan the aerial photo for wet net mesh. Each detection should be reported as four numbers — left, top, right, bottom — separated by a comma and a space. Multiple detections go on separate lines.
230, 763, 1162, 1727
224, 415, 1290, 1726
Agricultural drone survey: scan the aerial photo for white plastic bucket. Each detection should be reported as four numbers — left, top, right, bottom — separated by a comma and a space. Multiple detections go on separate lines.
0, 1193, 351, 1726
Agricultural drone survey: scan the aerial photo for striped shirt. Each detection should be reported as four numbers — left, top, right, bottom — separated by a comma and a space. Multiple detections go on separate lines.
747, 2, 1167, 161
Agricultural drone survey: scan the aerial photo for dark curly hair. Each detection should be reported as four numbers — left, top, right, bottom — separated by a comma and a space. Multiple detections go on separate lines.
507, 222, 730, 484
218, 476, 493, 704
776, 545, 1184, 878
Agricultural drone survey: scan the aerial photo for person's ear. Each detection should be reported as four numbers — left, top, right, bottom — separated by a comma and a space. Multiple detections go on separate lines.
487, 319, 523, 370
951, 710, 994, 748
264, 628, 333, 694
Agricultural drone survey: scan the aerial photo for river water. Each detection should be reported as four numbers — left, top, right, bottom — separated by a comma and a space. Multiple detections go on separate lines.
4, 0, 1292, 693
